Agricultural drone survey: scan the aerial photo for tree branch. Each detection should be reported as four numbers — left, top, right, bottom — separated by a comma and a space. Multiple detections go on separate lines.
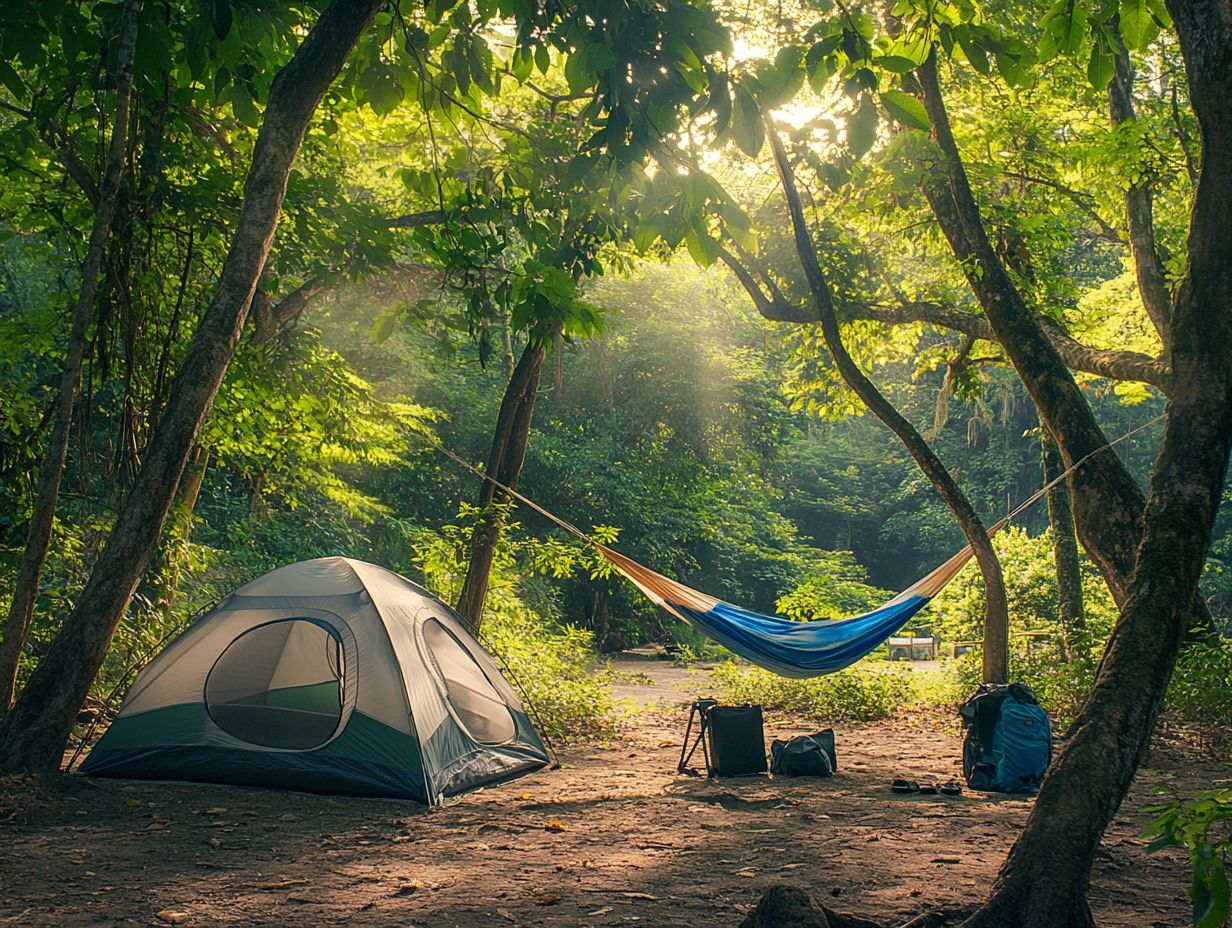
386, 209, 445, 228
714, 241, 1171, 391
1109, 28, 1173, 351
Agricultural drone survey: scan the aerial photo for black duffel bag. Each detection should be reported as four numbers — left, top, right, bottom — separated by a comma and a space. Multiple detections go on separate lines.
770, 729, 836, 777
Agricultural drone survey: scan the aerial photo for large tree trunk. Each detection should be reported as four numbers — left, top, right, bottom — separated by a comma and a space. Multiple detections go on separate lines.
916, 51, 1217, 640
959, 2, 1232, 923
0, 0, 384, 776
0, 0, 143, 713
455, 338, 549, 635
767, 126, 1010, 684
1042, 435, 1084, 657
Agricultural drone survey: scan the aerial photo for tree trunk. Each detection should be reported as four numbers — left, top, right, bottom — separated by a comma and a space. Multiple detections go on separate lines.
455, 337, 549, 635
916, 50, 1217, 641
960, 3, 1232, 922
767, 126, 1009, 684
1042, 435, 1084, 658
145, 445, 209, 620
0, 0, 384, 776
0, 0, 143, 714
1109, 28, 1173, 353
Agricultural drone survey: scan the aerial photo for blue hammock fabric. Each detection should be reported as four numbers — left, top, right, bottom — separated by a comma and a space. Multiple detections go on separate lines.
598, 536, 993, 679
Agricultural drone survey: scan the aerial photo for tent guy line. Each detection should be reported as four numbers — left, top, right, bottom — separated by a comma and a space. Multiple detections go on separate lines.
415, 414, 1164, 677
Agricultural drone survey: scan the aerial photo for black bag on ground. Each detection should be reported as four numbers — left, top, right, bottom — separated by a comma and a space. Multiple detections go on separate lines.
770, 729, 836, 777
679, 701, 768, 777
707, 704, 768, 776
960, 683, 1052, 793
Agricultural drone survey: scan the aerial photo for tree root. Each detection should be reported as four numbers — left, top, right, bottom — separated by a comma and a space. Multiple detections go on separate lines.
738, 886, 973, 928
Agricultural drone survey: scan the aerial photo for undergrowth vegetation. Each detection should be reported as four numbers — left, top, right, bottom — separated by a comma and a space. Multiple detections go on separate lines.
707, 660, 922, 722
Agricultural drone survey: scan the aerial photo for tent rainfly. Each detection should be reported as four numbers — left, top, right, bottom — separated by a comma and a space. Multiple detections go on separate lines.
81, 557, 549, 802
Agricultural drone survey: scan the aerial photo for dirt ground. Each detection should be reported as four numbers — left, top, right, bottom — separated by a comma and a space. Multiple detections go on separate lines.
0, 655, 1223, 928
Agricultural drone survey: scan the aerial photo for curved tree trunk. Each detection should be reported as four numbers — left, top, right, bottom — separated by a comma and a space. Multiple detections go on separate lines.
1042, 434, 1084, 658
0, 0, 143, 713
0, 0, 384, 776
456, 337, 549, 635
767, 126, 1009, 684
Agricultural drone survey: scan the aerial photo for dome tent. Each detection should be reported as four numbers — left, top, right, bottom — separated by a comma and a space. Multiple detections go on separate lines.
81, 557, 549, 802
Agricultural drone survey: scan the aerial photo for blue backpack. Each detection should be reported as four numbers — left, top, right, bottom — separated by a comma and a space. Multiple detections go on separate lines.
961, 683, 1052, 793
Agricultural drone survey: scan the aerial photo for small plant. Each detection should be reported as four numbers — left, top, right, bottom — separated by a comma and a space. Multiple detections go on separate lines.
1143, 784, 1232, 928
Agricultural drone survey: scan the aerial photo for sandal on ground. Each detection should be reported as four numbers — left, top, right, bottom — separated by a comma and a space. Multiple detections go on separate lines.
939, 780, 963, 796
917, 782, 939, 795
891, 779, 919, 794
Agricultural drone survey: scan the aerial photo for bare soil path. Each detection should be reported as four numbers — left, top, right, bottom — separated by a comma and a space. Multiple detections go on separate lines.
0, 655, 1219, 927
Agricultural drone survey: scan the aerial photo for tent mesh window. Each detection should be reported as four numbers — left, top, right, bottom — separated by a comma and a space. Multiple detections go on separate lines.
205, 618, 345, 750
423, 619, 516, 746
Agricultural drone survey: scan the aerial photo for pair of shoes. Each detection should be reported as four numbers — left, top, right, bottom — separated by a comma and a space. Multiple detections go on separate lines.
890, 778, 964, 796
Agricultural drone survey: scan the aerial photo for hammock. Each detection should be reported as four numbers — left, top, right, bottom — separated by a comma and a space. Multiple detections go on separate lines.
420, 416, 1160, 678
595, 533, 997, 678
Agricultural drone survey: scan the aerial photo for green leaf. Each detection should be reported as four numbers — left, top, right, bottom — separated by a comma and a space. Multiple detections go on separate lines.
847, 93, 879, 158
209, 0, 232, 40
1086, 38, 1113, 89
1119, 0, 1151, 50
0, 59, 25, 99
955, 28, 991, 75
1144, 833, 1179, 854
1145, 0, 1172, 28
875, 55, 920, 74
879, 89, 929, 132
1195, 856, 1229, 928
731, 86, 764, 157
1059, 1, 1087, 55
684, 228, 719, 267
231, 84, 260, 127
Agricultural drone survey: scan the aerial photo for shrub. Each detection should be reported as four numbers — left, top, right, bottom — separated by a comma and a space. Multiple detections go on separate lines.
1167, 641, 1232, 731
1144, 783, 1232, 928
944, 637, 1100, 726
707, 659, 919, 722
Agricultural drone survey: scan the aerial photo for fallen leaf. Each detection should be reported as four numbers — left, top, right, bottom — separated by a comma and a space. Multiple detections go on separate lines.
146, 820, 171, 831
204, 808, 227, 816
279, 814, 298, 822
587, 906, 613, 916
255, 879, 308, 891
495, 910, 518, 923
156, 911, 189, 925
621, 892, 657, 900
393, 883, 419, 896
535, 895, 562, 906
545, 820, 565, 831
205, 838, 221, 849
